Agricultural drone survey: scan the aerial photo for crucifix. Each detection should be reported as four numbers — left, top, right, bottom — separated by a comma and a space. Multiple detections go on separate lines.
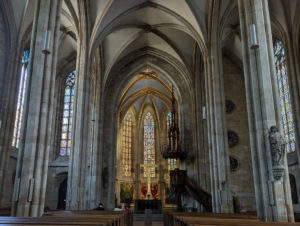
140, 161, 158, 199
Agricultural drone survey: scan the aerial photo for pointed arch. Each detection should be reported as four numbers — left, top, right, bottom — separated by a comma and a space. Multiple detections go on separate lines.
273, 39, 296, 152
59, 70, 76, 156
143, 112, 155, 177
12, 49, 30, 148
122, 111, 133, 176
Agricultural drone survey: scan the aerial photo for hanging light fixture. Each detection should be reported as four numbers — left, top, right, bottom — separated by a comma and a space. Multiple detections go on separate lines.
42, 30, 51, 54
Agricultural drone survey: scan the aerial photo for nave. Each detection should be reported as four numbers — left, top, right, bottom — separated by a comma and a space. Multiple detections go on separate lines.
1, 0, 300, 224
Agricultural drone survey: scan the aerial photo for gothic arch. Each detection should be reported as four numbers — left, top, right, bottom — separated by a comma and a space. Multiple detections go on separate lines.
101, 49, 196, 208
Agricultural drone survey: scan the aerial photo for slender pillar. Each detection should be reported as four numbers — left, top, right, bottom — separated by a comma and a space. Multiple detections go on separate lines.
205, 1, 233, 213
206, 45, 233, 213
238, 0, 293, 221
0, 1, 19, 208
11, 0, 62, 217
66, 0, 92, 210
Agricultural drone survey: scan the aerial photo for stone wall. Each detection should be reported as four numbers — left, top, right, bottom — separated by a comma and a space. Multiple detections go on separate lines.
287, 152, 300, 213
1, 151, 17, 208
223, 56, 256, 212
45, 158, 68, 210
0, 6, 7, 104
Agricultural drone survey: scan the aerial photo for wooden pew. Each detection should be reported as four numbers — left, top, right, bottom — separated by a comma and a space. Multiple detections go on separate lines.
165, 212, 300, 226
0, 216, 112, 225
43, 210, 132, 226
0, 210, 132, 225
164, 212, 258, 226
0, 208, 11, 216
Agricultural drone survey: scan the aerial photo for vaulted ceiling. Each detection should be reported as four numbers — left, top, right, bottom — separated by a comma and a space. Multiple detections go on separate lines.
5, 0, 300, 79
118, 69, 173, 121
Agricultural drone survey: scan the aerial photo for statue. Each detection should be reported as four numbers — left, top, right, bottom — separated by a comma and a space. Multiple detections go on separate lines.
269, 126, 285, 180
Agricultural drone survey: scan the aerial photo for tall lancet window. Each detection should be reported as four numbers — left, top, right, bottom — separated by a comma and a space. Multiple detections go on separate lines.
166, 112, 176, 170
122, 111, 132, 176
60, 70, 75, 156
274, 39, 296, 152
144, 112, 155, 177
12, 49, 29, 148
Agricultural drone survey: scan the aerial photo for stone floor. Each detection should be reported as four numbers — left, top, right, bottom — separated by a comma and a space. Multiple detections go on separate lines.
133, 221, 163, 226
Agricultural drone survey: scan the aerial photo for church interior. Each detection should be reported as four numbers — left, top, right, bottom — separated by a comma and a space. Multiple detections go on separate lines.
0, 0, 300, 225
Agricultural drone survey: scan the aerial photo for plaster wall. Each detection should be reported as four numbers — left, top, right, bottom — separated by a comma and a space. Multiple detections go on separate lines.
223, 56, 256, 212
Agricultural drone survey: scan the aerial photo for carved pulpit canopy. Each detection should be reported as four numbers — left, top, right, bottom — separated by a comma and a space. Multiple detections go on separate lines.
162, 87, 187, 160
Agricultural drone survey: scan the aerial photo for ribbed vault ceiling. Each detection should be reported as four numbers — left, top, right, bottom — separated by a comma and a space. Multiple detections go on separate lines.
118, 70, 173, 119
5, 0, 300, 79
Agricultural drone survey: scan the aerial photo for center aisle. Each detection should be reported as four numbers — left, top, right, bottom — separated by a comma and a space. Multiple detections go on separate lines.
133, 213, 164, 225
133, 222, 163, 226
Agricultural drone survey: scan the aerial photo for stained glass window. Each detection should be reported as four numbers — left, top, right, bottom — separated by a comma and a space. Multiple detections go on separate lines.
60, 70, 75, 156
144, 112, 155, 177
12, 50, 30, 148
166, 112, 176, 170
122, 111, 132, 176
273, 39, 296, 153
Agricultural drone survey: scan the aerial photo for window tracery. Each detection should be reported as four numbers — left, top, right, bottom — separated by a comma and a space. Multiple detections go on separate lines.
12, 49, 29, 148
122, 111, 132, 176
144, 112, 155, 177
59, 70, 75, 156
273, 39, 296, 152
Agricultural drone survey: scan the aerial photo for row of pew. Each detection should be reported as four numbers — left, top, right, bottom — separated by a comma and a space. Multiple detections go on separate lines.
0, 210, 132, 225
164, 212, 300, 226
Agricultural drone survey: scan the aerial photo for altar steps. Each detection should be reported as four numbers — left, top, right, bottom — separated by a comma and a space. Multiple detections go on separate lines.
133, 213, 163, 221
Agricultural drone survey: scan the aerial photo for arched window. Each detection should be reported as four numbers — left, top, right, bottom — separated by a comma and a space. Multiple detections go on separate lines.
143, 112, 155, 177
12, 49, 29, 148
273, 39, 296, 152
60, 71, 75, 156
166, 111, 176, 170
122, 111, 132, 176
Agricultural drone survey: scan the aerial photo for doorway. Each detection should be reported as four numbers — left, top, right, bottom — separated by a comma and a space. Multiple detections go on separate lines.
57, 178, 67, 209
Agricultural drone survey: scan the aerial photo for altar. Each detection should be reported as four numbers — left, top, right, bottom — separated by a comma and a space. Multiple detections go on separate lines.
134, 199, 162, 214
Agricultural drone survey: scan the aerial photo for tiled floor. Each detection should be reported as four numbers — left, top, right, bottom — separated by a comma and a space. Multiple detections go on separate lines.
133, 222, 163, 226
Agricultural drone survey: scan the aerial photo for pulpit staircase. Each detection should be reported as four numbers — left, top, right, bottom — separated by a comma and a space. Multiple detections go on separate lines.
185, 176, 212, 212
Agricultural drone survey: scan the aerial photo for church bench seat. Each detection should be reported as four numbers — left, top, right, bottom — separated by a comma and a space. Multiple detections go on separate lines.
164, 212, 258, 225
0, 216, 112, 225
0, 209, 11, 216
164, 212, 300, 226
173, 216, 259, 226
168, 212, 258, 219
43, 210, 132, 226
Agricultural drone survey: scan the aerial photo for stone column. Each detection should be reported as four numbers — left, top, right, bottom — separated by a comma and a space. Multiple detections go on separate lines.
11, 0, 62, 217
238, 0, 293, 222
0, 1, 19, 208
205, 2, 233, 212
88, 51, 103, 209
66, 36, 91, 210
66, 1, 92, 210
206, 45, 233, 213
